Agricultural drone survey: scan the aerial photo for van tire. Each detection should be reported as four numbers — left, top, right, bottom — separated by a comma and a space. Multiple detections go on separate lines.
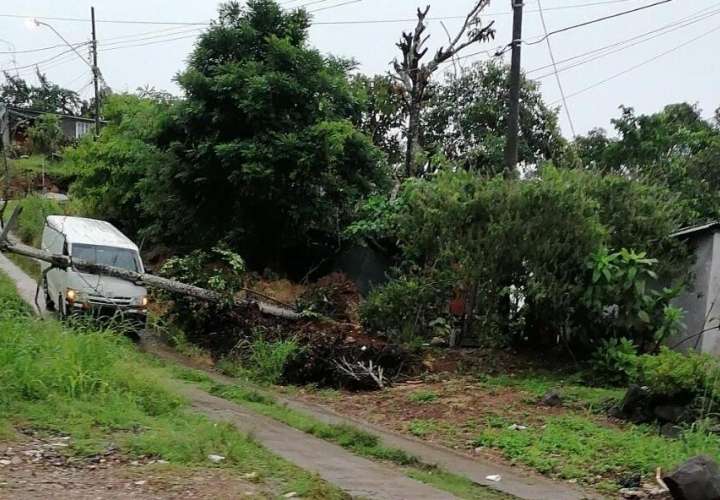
58, 295, 67, 319
43, 282, 55, 312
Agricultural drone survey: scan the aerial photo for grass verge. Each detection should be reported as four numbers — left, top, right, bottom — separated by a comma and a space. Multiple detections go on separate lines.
169, 368, 512, 500
0, 270, 344, 499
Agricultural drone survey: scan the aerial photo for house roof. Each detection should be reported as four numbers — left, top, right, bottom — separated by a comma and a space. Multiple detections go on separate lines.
6, 105, 103, 123
46, 216, 139, 251
670, 221, 720, 238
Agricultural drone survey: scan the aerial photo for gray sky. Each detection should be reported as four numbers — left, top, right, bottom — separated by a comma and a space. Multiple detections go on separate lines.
1, 0, 718, 137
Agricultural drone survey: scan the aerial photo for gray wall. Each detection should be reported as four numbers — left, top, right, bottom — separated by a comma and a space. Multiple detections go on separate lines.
670, 231, 720, 354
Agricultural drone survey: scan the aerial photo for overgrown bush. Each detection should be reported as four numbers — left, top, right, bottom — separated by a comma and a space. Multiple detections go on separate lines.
636, 348, 719, 399
158, 246, 246, 347
589, 338, 639, 386
360, 275, 456, 343
583, 248, 684, 352
359, 167, 689, 352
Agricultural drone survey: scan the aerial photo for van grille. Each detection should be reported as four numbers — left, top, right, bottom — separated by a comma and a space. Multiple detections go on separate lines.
87, 295, 133, 306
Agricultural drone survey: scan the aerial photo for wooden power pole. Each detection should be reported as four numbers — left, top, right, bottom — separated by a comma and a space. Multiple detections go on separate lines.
91, 6, 100, 137
504, 0, 524, 177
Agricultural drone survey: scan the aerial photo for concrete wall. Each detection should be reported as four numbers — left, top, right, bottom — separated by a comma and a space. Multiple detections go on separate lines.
701, 232, 720, 354
670, 231, 720, 354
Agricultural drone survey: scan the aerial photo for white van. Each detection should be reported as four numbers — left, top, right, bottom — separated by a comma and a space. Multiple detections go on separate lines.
41, 216, 148, 326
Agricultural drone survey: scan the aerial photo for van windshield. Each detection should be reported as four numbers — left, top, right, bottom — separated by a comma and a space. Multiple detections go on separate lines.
71, 244, 140, 273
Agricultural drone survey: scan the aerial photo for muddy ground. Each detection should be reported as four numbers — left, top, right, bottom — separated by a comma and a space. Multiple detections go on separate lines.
0, 433, 269, 500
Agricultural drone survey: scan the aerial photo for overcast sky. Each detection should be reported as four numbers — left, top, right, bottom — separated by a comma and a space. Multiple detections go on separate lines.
1, 0, 718, 137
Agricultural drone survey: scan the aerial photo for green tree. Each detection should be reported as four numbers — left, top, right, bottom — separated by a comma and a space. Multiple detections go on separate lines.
66, 93, 172, 237
572, 103, 720, 222
145, 0, 388, 269
423, 61, 566, 176
28, 113, 63, 157
350, 74, 405, 167
1, 70, 84, 115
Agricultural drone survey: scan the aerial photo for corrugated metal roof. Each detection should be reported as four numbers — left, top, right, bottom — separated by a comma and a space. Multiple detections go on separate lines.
46, 216, 139, 251
670, 221, 720, 238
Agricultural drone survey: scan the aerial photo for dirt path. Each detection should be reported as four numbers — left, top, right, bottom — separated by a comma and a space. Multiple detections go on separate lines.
0, 434, 268, 499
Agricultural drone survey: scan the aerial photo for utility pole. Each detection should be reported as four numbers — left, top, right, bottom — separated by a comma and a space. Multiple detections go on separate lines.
504, 0, 524, 178
91, 7, 100, 137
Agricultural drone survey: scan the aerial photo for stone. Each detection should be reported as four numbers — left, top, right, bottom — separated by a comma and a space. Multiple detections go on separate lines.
429, 337, 448, 347
540, 389, 563, 407
654, 405, 689, 424
207, 454, 225, 463
613, 384, 654, 423
283, 492, 298, 498
619, 488, 648, 499
660, 422, 683, 439
485, 474, 502, 482
663, 455, 720, 500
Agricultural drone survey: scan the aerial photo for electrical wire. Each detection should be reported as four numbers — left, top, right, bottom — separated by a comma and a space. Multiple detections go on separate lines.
527, 2, 720, 75
309, 0, 362, 13
550, 21, 720, 104
524, 0, 673, 46
537, 0, 577, 138
0, 0, 653, 28
531, 4, 720, 80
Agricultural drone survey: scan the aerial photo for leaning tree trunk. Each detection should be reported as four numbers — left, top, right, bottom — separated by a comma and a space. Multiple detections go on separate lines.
0, 206, 299, 320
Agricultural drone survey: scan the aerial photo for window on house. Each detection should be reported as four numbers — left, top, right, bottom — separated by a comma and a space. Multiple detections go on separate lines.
75, 121, 93, 138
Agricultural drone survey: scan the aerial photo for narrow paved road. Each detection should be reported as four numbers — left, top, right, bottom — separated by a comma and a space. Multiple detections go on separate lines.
0, 252, 45, 316
146, 341, 598, 500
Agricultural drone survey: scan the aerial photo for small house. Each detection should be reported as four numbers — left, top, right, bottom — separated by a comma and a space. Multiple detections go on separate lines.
669, 222, 720, 355
0, 103, 100, 149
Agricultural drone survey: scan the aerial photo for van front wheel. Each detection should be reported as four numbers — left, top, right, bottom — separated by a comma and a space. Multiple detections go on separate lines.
43, 281, 55, 312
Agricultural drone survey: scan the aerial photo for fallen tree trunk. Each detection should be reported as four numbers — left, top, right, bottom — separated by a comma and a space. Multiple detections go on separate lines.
0, 207, 299, 320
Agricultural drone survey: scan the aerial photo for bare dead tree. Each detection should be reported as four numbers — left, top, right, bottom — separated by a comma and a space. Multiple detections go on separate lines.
392, 2, 495, 178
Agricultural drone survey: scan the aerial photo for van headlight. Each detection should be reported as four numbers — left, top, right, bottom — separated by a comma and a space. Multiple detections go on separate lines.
66, 289, 79, 302
133, 296, 149, 308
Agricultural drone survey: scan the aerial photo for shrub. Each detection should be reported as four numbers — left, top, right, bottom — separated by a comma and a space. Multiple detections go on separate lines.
13, 195, 64, 246
245, 336, 300, 384
360, 275, 454, 342
358, 166, 689, 352
589, 338, 639, 386
636, 348, 718, 399
159, 246, 246, 348
583, 247, 685, 352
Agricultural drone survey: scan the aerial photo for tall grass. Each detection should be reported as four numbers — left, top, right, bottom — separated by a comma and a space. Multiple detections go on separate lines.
0, 271, 343, 498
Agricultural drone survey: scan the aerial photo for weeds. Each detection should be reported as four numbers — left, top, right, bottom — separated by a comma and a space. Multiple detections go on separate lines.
0, 271, 343, 498
407, 390, 439, 403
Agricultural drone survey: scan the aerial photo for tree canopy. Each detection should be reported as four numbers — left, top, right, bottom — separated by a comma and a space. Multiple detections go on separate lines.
1, 70, 84, 115
423, 61, 566, 175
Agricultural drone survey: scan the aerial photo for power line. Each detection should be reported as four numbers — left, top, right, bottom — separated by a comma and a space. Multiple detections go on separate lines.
537, 0, 576, 138
550, 21, 720, 105
527, 2, 720, 75
532, 4, 720, 80
524, 0, 673, 46
0, 1, 653, 28
309, 0, 362, 13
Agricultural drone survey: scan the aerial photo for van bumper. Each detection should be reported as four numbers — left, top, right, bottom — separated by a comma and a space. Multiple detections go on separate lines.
67, 302, 148, 328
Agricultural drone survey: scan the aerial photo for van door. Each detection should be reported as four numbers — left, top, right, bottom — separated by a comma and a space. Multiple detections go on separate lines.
41, 224, 66, 303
